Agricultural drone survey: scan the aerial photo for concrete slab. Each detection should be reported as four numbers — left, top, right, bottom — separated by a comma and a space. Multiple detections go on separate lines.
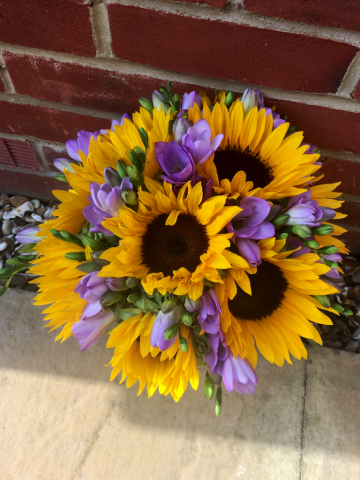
1, 289, 359, 479
301, 345, 360, 480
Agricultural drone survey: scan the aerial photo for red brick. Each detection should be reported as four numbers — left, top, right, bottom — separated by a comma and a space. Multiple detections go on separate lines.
244, 0, 360, 32
352, 80, 360, 101
108, 4, 357, 94
39, 144, 69, 173
335, 202, 360, 227
0, 167, 64, 200
3, 53, 215, 114
267, 98, 360, 154
174, 0, 226, 6
0, 0, 95, 57
317, 158, 360, 196
0, 101, 111, 144
337, 229, 360, 255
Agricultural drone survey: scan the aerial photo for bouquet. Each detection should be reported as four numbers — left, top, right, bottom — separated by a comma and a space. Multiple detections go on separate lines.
3, 83, 348, 415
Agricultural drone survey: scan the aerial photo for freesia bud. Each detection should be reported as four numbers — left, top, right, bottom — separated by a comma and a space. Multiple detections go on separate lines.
53, 158, 76, 173
317, 246, 339, 255
121, 189, 138, 205
331, 303, 344, 313
126, 277, 138, 288
312, 225, 334, 236
164, 323, 180, 340
204, 374, 215, 400
181, 310, 193, 326
152, 90, 169, 113
179, 335, 188, 352
184, 295, 201, 313
314, 295, 331, 308
139, 97, 154, 113
161, 297, 179, 314
104, 167, 122, 187
101, 290, 124, 306
16, 225, 43, 245
215, 385, 222, 416
173, 118, 191, 144
225, 92, 234, 108
272, 214, 290, 228
292, 225, 312, 238
106, 277, 128, 291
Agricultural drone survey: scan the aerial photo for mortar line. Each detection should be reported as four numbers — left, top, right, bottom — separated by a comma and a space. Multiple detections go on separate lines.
104, 0, 360, 47
0, 164, 58, 177
1, 47, 360, 113
337, 51, 360, 97
298, 359, 308, 480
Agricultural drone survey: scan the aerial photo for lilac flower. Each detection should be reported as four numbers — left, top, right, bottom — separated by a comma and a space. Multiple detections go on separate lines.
265, 108, 286, 130
100, 115, 131, 135
150, 304, 183, 351
284, 190, 324, 227
320, 207, 336, 222
205, 331, 257, 395
173, 117, 191, 144
83, 178, 133, 235
227, 197, 274, 267
106, 277, 128, 291
199, 290, 221, 334
73, 310, 116, 351
184, 295, 201, 313
182, 119, 223, 165
155, 141, 195, 184
75, 272, 110, 318
180, 91, 202, 112
16, 225, 43, 245
242, 88, 264, 117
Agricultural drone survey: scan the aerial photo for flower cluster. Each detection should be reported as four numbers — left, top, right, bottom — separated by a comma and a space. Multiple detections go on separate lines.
8, 83, 349, 415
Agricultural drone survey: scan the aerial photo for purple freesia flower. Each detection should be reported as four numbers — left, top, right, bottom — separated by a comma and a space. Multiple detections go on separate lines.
180, 91, 202, 112
190, 175, 213, 202
182, 119, 223, 165
53, 158, 76, 174
227, 197, 274, 267
83, 178, 133, 235
199, 290, 221, 334
205, 331, 257, 395
155, 141, 195, 184
287, 237, 312, 258
16, 225, 43, 245
242, 88, 264, 117
284, 190, 324, 227
100, 114, 131, 135
73, 310, 116, 351
150, 303, 183, 351
66, 130, 100, 161
75, 272, 110, 318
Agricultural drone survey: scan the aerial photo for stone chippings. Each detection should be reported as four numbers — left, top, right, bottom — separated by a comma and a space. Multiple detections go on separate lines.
0, 192, 58, 292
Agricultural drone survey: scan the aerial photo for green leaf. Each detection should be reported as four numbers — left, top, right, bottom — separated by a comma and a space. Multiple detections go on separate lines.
101, 291, 124, 306
116, 159, 128, 179
81, 235, 104, 251
331, 303, 344, 313
272, 214, 289, 228
65, 252, 87, 261
134, 296, 159, 311
139, 97, 154, 113
18, 243, 37, 253
60, 231, 84, 248
0, 266, 29, 297
55, 173, 68, 182
314, 295, 331, 308
115, 308, 142, 321
138, 128, 148, 151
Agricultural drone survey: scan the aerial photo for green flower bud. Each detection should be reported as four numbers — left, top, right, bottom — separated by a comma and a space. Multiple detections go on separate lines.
101, 291, 124, 306
292, 225, 312, 238
126, 277, 138, 289
49, 229, 65, 242
225, 92, 234, 108
303, 240, 320, 249
115, 308, 142, 321
135, 146, 146, 165
164, 323, 180, 340
121, 190, 138, 205
272, 214, 289, 228
127, 293, 142, 303
81, 235, 104, 251
64, 252, 87, 262
215, 385, 222, 416
317, 246, 338, 255
76, 262, 100, 273
312, 224, 334, 236
322, 258, 338, 269
179, 335, 188, 352
139, 97, 154, 113
161, 297, 179, 314
167, 81, 172, 95
277, 232, 288, 240
181, 310, 193, 326
331, 303, 344, 313
203, 373, 215, 400
116, 159, 128, 179
314, 295, 331, 308
343, 308, 353, 316
134, 296, 159, 311
129, 149, 142, 172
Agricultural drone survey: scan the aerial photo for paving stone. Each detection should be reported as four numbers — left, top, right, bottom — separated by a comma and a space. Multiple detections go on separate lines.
0, 289, 304, 480
302, 345, 360, 480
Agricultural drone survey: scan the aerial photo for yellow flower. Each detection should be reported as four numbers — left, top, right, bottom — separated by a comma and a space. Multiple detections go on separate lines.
99, 178, 248, 300
106, 311, 199, 401
187, 95, 320, 201
216, 237, 339, 368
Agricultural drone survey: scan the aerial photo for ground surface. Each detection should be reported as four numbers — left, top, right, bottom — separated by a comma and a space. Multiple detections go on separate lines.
1, 289, 359, 480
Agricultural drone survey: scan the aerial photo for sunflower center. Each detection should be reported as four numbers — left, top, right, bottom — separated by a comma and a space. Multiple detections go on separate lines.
228, 261, 288, 321
142, 213, 209, 277
214, 147, 274, 189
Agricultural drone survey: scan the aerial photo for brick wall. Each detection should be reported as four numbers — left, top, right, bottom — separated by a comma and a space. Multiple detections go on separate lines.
0, 0, 360, 251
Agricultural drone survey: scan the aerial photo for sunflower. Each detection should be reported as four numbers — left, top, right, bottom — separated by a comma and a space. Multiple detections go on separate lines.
187, 93, 321, 201
216, 237, 339, 368
99, 178, 248, 300
106, 311, 199, 401
29, 235, 90, 342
